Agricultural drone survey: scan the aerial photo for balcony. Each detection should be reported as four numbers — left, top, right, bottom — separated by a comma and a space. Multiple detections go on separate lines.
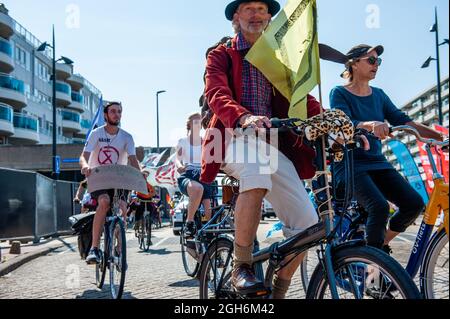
60, 109, 81, 133
423, 97, 436, 108
68, 91, 84, 112
72, 137, 86, 144
410, 145, 420, 155
55, 62, 72, 80
55, 81, 72, 107
0, 37, 13, 73
423, 110, 438, 123
0, 11, 14, 39
10, 113, 39, 144
76, 119, 91, 137
386, 154, 396, 162
408, 104, 423, 118
66, 74, 84, 91
443, 103, 449, 114
0, 74, 27, 110
0, 102, 13, 135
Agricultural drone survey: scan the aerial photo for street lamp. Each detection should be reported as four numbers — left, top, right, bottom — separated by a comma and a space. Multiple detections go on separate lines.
36, 25, 74, 180
156, 90, 166, 154
421, 7, 449, 126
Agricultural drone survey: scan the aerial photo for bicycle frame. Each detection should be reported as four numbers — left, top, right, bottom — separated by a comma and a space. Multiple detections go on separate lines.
405, 142, 449, 278
194, 205, 235, 256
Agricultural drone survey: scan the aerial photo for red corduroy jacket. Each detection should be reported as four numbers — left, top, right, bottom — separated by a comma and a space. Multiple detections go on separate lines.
200, 35, 322, 184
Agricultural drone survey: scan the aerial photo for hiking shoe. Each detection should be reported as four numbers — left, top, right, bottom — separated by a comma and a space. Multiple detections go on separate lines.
184, 221, 197, 238
86, 248, 101, 265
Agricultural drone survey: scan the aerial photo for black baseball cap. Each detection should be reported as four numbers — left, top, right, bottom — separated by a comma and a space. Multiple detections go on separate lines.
346, 44, 384, 60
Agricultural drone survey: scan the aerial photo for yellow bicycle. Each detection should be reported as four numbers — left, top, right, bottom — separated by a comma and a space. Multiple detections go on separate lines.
391, 126, 449, 299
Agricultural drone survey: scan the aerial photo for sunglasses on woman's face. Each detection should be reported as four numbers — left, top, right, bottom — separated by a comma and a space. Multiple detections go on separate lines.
359, 56, 383, 66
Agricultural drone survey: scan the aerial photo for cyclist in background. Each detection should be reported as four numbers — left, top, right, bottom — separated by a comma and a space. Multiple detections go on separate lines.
79, 101, 146, 264
176, 113, 213, 238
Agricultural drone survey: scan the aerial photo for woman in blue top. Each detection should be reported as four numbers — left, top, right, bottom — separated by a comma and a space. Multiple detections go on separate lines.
330, 44, 445, 252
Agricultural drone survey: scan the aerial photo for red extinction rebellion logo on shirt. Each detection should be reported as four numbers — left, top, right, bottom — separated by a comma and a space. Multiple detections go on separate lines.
98, 146, 120, 165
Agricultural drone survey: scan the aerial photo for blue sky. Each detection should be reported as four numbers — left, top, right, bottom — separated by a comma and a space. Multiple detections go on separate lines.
4, 0, 449, 147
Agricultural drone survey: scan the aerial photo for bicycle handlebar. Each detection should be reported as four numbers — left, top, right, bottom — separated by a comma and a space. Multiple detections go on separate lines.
390, 125, 449, 148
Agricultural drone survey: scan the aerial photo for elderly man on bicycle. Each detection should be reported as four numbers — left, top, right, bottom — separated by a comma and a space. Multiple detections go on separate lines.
200, 0, 324, 298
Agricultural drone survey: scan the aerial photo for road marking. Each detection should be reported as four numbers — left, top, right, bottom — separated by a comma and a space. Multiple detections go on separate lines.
395, 235, 413, 243
154, 237, 170, 248
58, 247, 75, 255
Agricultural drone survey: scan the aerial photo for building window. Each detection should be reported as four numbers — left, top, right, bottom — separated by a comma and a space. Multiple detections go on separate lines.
14, 45, 30, 71
34, 58, 50, 82
24, 83, 31, 99
443, 82, 449, 91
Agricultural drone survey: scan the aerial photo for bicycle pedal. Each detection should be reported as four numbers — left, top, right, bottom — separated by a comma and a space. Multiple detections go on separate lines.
233, 287, 271, 299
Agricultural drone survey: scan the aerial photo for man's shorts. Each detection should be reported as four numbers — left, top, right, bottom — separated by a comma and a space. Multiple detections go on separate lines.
177, 168, 212, 201
91, 189, 129, 204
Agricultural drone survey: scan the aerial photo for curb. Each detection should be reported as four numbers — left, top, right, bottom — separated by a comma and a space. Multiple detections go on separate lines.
0, 240, 71, 277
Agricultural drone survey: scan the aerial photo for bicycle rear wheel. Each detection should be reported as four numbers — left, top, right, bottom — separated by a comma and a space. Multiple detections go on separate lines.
109, 218, 127, 299
421, 228, 449, 299
306, 245, 421, 299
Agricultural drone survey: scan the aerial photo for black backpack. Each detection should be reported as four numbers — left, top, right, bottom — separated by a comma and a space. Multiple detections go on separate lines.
200, 36, 233, 129
69, 212, 95, 260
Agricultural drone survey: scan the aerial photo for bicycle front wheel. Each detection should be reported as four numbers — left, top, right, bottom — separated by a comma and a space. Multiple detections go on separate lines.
109, 218, 127, 299
421, 228, 449, 299
144, 215, 153, 251
137, 219, 146, 251
199, 238, 235, 299
180, 230, 200, 277
95, 230, 107, 289
306, 245, 421, 299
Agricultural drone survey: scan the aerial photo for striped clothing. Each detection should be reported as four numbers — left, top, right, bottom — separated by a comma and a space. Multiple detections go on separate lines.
236, 32, 273, 118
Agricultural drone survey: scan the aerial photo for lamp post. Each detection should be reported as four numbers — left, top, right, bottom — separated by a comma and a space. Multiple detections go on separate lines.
421, 7, 449, 126
156, 90, 166, 154
36, 25, 74, 180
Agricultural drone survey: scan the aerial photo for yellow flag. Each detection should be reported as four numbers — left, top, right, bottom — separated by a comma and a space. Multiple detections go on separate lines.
246, 0, 321, 120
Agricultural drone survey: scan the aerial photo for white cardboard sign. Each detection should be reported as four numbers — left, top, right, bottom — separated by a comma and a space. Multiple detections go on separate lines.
87, 165, 148, 194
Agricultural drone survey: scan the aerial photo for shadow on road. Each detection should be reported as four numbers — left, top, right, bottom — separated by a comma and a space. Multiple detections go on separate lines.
137, 248, 171, 256
75, 286, 138, 299
168, 279, 199, 288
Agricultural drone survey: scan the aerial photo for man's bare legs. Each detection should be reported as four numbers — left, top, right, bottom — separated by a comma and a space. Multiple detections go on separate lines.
92, 194, 110, 249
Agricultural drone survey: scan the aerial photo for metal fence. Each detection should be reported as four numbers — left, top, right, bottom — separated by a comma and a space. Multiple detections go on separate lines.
0, 168, 80, 243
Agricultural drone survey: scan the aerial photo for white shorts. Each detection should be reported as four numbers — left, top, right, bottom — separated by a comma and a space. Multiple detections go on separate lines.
221, 134, 319, 238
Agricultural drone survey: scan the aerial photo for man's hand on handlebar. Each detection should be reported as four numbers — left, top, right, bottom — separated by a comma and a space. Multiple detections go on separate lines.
81, 166, 91, 177
239, 115, 272, 131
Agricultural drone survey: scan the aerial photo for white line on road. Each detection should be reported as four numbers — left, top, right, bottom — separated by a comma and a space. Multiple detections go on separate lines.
395, 235, 414, 244
58, 247, 75, 255
154, 237, 170, 248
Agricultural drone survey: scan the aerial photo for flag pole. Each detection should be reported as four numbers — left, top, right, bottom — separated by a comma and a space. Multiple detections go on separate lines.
315, 3, 334, 231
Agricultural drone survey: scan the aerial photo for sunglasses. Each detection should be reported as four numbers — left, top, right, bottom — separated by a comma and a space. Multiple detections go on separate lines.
359, 56, 383, 66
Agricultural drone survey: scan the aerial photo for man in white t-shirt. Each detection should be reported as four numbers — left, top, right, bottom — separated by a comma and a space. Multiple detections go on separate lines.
79, 101, 145, 265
